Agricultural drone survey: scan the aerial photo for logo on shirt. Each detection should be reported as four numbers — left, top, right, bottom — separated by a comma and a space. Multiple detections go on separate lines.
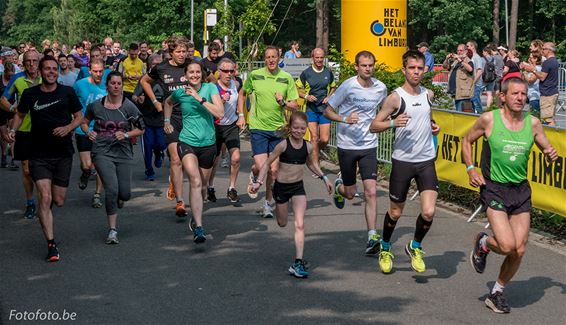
33, 100, 61, 111
412, 102, 422, 107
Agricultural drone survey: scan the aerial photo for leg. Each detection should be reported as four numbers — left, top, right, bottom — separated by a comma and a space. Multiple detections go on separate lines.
116, 161, 132, 202
495, 212, 530, 286
22, 160, 34, 201
228, 147, 240, 189
94, 157, 119, 229
307, 121, 320, 162
142, 127, 155, 177
472, 85, 483, 114
291, 195, 307, 260
266, 158, 279, 202
183, 154, 204, 226
35, 179, 54, 240
275, 202, 289, 227
413, 190, 437, 243
318, 123, 330, 151
252, 153, 267, 192
362, 179, 378, 231
168, 142, 183, 201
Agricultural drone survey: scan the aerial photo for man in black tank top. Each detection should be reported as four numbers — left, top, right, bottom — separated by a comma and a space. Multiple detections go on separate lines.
370, 50, 441, 274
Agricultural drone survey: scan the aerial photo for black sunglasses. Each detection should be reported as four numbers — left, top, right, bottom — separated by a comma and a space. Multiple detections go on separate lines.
219, 69, 235, 73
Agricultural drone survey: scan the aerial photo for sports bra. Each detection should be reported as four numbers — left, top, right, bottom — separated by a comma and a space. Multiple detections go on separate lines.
279, 138, 308, 165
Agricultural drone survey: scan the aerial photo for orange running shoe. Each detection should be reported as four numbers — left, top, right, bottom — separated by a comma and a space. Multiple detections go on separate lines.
176, 201, 187, 217
166, 176, 175, 201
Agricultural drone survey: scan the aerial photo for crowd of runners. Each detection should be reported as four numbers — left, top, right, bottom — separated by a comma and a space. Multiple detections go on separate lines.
0, 35, 559, 314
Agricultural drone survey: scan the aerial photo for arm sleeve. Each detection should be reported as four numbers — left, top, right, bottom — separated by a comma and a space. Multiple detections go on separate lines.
148, 65, 159, 80
2, 75, 18, 100
540, 61, 550, 74
243, 74, 253, 94
17, 89, 32, 114
286, 75, 299, 100
327, 83, 346, 109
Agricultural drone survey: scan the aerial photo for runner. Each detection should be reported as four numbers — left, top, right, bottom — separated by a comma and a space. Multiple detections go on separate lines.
0, 61, 16, 168
57, 54, 78, 87
244, 46, 299, 218
163, 61, 224, 243
207, 58, 246, 203
0, 49, 42, 219
82, 71, 144, 244
7, 55, 83, 262
118, 43, 146, 100
323, 50, 388, 255
462, 77, 557, 313
73, 58, 107, 208
251, 111, 332, 278
139, 35, 190, 217
296, 47, 336, 163
370, 50, 441, 273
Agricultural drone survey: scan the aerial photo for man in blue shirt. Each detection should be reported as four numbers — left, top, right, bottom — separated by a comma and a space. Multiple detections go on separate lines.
417, 42, 435, 73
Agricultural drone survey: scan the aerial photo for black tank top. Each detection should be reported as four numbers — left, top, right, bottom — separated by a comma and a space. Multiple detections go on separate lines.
279, 138, 308, 165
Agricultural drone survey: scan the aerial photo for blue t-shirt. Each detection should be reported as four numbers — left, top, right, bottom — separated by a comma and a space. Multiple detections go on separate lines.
171, 83, 219, 147
539, 57, 559, 96
77, 67, 112, 84
73, 77, 107, 134
424, 51, 435, 72
284, 50, 301, 59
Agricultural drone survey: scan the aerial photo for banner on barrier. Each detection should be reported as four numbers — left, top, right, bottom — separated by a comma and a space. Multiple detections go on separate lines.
432, 110, 566, 217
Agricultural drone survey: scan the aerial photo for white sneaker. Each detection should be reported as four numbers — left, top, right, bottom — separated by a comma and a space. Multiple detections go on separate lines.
105, 229, 119, 244
247, 171, 259, 199
262, 202, 274, 218
220, 157, 229, 168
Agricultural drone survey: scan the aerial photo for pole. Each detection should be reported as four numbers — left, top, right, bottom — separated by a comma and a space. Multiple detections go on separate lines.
190, 0, 194, 42
505, 0, 509, 46
224, 0, 228, 51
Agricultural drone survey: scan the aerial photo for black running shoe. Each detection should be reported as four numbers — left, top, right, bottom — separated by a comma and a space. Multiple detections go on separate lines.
46, 243, 60, 262
79, 171, 90, 190
24, 203, 36, 219
470, 232, 489, 273
485, 291, 511, 313
227, 188, 240, 203
207, 187, 217, 203
193, 226, 206, 243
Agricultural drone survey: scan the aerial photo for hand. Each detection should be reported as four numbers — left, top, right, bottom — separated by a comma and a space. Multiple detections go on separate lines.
250, 182, 261, 193
393, 113, 410, 128
274, 92, 284, 103
154, 101, 163, 112
236, 116, 246, 130
346, 112, 359, 124
325, 180, 333, 195
431, 122, 440, 135
306, 94, 317, 103
543, 146, 558, 162
164, 123, 174, 134
52, 125, 71, 137
322, 96, 330, 104
221, 92, 231, 102
115, 131, 128, 141
467, 169, 486, 188
87, 131, 97, 141
186, 86, 202, 102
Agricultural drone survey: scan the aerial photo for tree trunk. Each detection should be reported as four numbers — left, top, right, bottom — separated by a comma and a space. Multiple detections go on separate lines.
509, 0, 518, 49
528, 0, 534, 40
315, 0, 329, 52
492, 0, 499, 43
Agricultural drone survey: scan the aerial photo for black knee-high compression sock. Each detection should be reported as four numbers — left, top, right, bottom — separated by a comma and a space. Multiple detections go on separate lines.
414, 213, 433, 244
382, 211, 398, 243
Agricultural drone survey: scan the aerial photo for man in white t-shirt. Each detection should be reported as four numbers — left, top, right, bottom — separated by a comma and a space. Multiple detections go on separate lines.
323, 50, 387, 256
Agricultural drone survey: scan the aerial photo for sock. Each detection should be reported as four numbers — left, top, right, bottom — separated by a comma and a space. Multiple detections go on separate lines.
382, 211, 398, 243
414, 214, 433, 244
295, 258, 302, 264
47, 239, 55, 246
480, 235, 489, 252
26, 198, 35, 206
411, 240, 421, 249
208, 186, 214, 190
380, 239, 391, 251
368, 229, 377, 241
491, 281, 505, 294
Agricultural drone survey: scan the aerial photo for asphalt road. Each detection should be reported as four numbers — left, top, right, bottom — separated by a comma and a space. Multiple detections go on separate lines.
1, 141, 565, 324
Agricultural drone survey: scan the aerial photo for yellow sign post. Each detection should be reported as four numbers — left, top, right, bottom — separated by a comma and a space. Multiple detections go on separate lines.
341, 0, 407, 70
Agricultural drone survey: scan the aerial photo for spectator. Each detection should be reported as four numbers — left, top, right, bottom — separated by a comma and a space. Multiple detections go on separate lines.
523, 52, 542, 117
466, 40, 484, 113
502, 49, 521, 80
417, 42, 435, 73
443, 44, 474, 112
284, 41, 302, 59
73, 42, 89, 67
482, 47, 496, 108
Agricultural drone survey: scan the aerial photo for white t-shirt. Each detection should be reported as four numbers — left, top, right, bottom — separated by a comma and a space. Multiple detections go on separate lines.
327, 76, 387, 150
391, 86, 436, 162
217, 80, 239, 126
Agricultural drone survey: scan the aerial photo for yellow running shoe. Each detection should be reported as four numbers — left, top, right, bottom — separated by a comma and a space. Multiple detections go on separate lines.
405, 242, 426, 273
378, 249, 394, 274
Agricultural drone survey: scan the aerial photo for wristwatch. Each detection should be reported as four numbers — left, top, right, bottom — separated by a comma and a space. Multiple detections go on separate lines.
199, 98, 207, 105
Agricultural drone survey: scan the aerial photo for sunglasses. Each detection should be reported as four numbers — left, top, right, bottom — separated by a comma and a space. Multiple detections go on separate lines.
219, 69, 235, 73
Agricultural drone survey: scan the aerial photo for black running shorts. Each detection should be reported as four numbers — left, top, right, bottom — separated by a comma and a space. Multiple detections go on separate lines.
215, 122, 240, 155
177, 142, 217, 169
165, 114, 182, 145
337, 147, 378, 186
389, 158, 438, 203
29, 156, 73, 187
75, 133, 93, 152
480, 179, 532, 215
273, 180, 306, 204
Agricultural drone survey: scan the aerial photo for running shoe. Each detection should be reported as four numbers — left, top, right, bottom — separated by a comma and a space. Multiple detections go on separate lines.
333, 178, 345, 209
176, 201, 187, 217
288, 260, 309, 278
92, 193, 103, 208
24, 203, 36, 219
365, 233, 381, 255
188, 216, 196, 232
247, 171, 258, 199
193, 226, 206, 243
405, 241, 426, 273
207, 187, 217, 202
227, 188, 240, 203
485, 291, 511, 313
46, 243, 60, 262
154, 151, 164, 168
220, 157, 229, 168
166, 176, 175, 201
470, 232, 489, 274
145, 173, 155, 181
7, 160, 19, 169
262, 202, 274, 218
117, 199, 124, 209
105, 229, 119, 244
78, 170, 90, 190
378, 248, 394, 274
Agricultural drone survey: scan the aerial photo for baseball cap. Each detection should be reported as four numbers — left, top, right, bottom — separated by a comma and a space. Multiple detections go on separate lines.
497, 46, 508, 51
416, 42, 429, 48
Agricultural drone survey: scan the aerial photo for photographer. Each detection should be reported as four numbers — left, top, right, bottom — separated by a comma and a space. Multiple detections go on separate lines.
443, 44, 474, 112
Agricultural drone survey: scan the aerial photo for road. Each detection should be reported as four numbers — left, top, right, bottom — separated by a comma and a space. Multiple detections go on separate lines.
1, 141, 565, 324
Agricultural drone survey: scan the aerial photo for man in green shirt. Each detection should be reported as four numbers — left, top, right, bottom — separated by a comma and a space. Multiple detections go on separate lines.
462, 77, 557, 314
244, 46, 299, 217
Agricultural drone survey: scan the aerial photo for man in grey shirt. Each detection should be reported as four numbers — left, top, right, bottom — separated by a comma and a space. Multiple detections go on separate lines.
467, 40, 484, 113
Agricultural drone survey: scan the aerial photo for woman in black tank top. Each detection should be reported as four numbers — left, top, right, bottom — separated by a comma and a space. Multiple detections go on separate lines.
250, 112, 332, 278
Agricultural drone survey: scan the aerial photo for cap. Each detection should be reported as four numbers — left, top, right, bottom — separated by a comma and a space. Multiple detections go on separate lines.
497, 46, 508, 51
0, 47, 13, 57
416, 42, 429, 48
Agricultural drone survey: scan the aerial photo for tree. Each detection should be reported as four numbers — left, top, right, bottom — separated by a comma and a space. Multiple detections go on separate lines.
316, 0, 329, 52
492, 0, 500, 43
509, 0, 518, 49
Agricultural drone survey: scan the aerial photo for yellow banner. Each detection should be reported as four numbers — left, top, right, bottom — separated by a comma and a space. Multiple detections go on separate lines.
341, 0, 407, 70
433, 110, 566, 217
